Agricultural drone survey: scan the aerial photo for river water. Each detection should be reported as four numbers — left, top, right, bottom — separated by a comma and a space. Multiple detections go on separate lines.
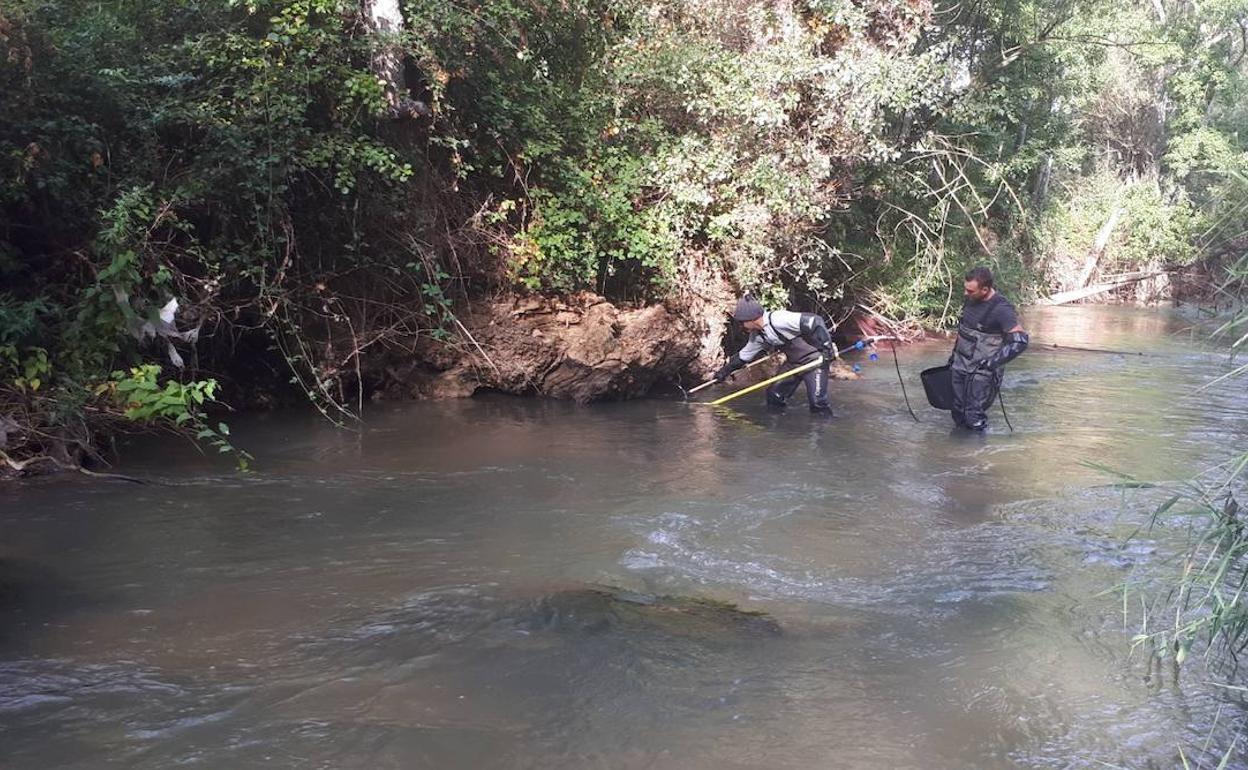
2, 306, 1247, 769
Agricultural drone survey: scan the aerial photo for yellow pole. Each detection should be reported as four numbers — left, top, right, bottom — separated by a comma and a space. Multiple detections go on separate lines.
708, 355, 827, 406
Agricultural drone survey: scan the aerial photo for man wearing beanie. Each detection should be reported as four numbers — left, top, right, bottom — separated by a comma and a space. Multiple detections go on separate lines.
713, 296, 837, 416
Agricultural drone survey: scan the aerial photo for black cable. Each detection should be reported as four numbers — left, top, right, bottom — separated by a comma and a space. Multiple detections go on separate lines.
998, 385, 1014, 432
890, 342, 921, 422
1037, 343, 1146, 356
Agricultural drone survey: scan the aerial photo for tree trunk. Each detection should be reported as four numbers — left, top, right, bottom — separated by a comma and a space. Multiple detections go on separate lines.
1074, 206, 1124, 289
364, 0, 405, 110
1031, 154, 1053, 209
1038, 271, 1164, 305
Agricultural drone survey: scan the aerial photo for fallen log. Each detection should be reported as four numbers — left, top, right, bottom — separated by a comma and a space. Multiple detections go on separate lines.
1036, 271, 1166, 306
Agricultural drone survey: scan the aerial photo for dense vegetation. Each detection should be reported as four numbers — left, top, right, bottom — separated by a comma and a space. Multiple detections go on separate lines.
1, 0, 1247, 470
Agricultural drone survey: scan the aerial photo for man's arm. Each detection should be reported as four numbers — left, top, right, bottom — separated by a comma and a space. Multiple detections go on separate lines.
983, 301, 1028, 370
798, 313, 835, 361
714, 335, 767, 381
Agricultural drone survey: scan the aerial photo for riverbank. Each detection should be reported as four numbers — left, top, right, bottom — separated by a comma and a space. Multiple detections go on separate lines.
1, 283, 1220, 484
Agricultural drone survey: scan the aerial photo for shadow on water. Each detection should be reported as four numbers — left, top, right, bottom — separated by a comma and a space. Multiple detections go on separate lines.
0, 557, 85, 653
1, 306, 1247, 768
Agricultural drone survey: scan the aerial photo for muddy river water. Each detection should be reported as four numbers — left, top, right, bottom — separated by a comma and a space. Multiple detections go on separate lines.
2, 305, 1246, 768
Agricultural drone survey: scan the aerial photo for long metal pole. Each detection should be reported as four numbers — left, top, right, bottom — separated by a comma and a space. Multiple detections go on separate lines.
709, 357, 825, 406
693, 334, 902, 405
686, 353, 777, 396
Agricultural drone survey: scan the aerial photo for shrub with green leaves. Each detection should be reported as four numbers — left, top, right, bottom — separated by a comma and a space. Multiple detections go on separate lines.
1, 0, 424, 468
105, 365, 250, 469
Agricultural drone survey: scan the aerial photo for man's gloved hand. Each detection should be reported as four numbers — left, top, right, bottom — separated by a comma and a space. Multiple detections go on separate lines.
819, 344, 835, 363
714, 353, 745, 382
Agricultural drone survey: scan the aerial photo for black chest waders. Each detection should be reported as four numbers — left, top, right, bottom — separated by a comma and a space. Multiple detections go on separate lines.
951, 323, 1005, 374
763, 316, 831, 413
949, 323, 1006, 430
766, 317, 820, 365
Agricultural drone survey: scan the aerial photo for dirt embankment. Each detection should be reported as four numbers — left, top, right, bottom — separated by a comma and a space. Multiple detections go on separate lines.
382, 292, 710, 402
379, 289, 862, 403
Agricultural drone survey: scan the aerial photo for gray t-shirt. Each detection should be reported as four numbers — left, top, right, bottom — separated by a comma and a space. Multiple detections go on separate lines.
959, 293, 1019, 335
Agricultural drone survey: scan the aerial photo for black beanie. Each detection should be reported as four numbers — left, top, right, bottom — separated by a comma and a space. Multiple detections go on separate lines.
731, 295, 764, 321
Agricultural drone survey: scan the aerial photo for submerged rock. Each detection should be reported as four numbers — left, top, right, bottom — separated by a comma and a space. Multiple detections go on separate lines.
521, 585, 782, 638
